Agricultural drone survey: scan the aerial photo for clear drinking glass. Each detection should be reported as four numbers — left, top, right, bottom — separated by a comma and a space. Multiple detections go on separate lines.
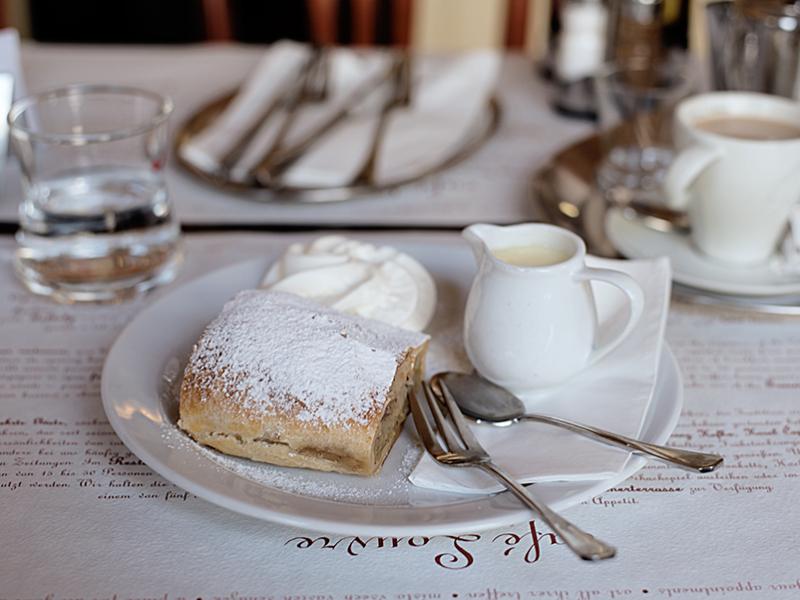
8, 85, 182, 302
712, 0, 800, 98
594, 57, 694, 207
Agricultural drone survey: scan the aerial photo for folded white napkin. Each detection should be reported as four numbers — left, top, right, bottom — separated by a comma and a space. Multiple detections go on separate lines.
180, 40, 500, 187
409, 257, 672, 495
230, 46, 392, 183
0, 28, 26, 99
369, 50, 499, 186
180, 40, 312, 175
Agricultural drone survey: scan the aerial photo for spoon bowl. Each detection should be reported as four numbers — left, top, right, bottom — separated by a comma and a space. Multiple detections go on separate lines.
433, 371, 524, 423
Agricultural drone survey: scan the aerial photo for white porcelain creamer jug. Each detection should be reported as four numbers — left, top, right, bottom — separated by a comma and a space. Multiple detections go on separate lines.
463, 223, 644, 393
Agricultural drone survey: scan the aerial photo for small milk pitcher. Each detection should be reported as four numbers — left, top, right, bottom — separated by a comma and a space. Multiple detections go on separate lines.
463, 223, 644, 393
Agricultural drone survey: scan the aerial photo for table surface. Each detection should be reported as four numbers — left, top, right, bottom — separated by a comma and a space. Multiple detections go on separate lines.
2, 43, 800, 598
0, 43, 592, 229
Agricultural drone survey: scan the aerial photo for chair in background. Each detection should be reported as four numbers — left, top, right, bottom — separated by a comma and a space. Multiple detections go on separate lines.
2, 0, 553, 58
27, 0, 208, 43
215, 0, 553, 55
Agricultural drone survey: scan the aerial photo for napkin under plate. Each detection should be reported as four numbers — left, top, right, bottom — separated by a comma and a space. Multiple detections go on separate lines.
179, 40, 500, 187
409, 256, 672, 495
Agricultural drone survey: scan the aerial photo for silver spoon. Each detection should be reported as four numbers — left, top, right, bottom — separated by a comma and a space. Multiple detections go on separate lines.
433, 372, 723, 473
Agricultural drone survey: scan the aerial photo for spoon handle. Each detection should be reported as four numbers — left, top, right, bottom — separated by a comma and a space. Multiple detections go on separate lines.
520, 414, 723, 473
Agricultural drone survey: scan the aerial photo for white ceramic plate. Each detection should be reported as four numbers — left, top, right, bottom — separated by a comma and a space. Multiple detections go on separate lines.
102, 241, 682, 536
606, 208, 800, 297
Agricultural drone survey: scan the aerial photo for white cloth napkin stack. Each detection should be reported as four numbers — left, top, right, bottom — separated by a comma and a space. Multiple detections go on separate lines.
0, 28, 26, 100
410, 257, 672, 495
180, 40, 500, 187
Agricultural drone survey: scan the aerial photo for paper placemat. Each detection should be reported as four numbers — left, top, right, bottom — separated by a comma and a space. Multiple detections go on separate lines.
1, 232, 799, 594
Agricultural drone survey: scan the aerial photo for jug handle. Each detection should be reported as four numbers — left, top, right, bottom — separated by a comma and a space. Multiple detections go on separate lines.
575, 268, 645, 365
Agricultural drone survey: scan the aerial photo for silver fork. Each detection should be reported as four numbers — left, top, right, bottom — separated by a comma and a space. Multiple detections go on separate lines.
411, 381, 616, 561
247, 48, 329, 180
255, 51, 407, 187
221, 48, 326, 181
350, 52, 411, 186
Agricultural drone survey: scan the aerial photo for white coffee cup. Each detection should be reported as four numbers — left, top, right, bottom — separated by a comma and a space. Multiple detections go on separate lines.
462, 223, 644, 393
664, 92, 800, 265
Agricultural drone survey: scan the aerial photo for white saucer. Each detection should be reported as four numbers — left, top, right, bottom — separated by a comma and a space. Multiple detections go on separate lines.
101, 240, 682, 536
606, 208, 800, 297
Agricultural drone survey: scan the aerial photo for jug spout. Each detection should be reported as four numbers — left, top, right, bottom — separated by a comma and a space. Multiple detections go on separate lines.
463, 223, 500, 265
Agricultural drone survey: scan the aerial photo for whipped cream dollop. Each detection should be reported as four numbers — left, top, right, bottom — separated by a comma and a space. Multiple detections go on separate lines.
262, 236, 437, 332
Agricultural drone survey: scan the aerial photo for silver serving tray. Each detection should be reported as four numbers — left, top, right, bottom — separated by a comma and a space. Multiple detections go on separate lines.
174, 91, 501, 203
532, 130, 800, 316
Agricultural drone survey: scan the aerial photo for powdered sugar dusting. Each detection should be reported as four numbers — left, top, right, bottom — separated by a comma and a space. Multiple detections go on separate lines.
185, 290, 427, 428
160, 423, 423, 505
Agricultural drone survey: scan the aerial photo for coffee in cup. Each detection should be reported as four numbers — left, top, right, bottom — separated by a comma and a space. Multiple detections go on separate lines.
694, 116, 800, 141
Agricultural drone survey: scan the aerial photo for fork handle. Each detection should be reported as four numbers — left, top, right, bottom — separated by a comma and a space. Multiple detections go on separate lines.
350, 57, 404, 186
256, 67, 389, 184
350, 97, 392, 185
519, 415, 723, 473
479, 461, 616, 561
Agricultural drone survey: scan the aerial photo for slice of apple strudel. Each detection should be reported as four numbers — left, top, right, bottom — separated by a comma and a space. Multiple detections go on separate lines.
178, 290, 429, 476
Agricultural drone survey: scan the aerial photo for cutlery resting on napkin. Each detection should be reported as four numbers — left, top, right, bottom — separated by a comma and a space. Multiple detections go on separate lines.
180, 40, 500, 188
410, 257, 672, 495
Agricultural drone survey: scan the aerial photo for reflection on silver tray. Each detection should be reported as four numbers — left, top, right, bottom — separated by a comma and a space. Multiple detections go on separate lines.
532, 131, 800, 316
175, 91, 501, 204
672, 284, 800, 316
533, 129, 687, 257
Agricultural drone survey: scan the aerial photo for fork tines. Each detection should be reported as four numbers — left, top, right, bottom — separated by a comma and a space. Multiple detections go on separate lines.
419, 380, 487, 464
